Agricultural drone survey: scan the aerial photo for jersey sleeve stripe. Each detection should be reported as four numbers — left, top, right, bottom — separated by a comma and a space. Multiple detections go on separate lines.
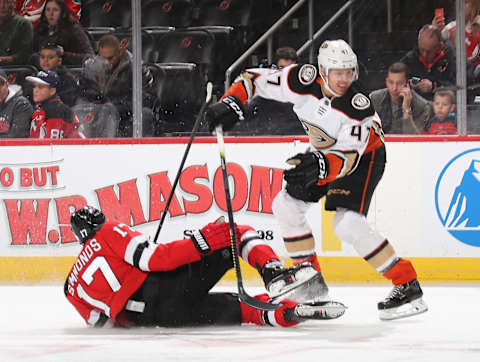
132, 241, 149, 269
138, 243, 160, 271
124, 235, 149, 265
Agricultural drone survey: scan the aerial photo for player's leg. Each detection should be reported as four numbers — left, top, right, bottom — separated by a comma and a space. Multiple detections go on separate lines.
272, 187, 325, 272
237, 224, 328, 303
326, 145, 427, 320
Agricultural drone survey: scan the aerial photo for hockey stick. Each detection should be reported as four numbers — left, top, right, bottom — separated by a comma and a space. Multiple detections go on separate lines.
153, 82, 213, 243
215, 125, 279, 311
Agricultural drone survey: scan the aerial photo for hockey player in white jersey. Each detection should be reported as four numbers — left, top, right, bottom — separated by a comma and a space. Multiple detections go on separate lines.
206, 39, 428, 320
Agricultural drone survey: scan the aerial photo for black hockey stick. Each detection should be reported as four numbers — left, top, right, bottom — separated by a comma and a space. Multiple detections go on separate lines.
215, 125, 279, 311
153, 82, 213, 243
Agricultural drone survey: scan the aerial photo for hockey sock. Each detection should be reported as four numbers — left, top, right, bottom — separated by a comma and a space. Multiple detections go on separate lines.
238, 225, 280, 270
383, 258, 418, 285
291, 253, 321, 273
240, 293, 299, 327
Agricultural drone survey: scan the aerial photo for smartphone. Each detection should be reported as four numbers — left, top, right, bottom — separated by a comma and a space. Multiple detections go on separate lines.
410, 76, 421, 85
435, 8, 444, 19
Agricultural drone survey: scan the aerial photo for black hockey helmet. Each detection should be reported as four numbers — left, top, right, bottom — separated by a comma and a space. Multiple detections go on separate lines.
70, 206, 106, 244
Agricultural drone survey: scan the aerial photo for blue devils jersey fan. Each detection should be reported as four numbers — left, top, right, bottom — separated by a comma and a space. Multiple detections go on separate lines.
205, 39, 428, 321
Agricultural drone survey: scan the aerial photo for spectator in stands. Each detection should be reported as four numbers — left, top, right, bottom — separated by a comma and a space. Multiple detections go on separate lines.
423, 87, 457, 135
400, 25, 456, 101
432, 0, 479, 47
33, 0, 93, 66
370, 62, 431, 134
38, 42, 77, 107
26, 69, 84, 138
73, 55, 119, 138
96, 34, 155, 137
15, 0, 81, 26
275, 46, 298, 69
0, 0, 33, 65
0, 69, 33, 137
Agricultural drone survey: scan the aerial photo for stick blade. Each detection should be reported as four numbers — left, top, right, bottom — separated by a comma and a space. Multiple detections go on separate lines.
238, 293, 281, 311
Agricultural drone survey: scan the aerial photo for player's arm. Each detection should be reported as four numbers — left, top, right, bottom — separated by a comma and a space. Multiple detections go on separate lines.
205, 66, 301, 132
110, 221, 236, 272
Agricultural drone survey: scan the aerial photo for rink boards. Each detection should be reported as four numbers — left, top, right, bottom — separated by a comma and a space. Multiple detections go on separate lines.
0, 136, 479, 283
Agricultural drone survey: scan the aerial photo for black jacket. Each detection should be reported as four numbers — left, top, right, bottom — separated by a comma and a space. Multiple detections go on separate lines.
400, 45, 456, 100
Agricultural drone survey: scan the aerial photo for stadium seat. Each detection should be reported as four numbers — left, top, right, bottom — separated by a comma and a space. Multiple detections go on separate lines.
153, 29, 216, 81
148, 62, 206, 136
141, 0, 195, 27
81, 0, 132, 28
0, 65, 39, 104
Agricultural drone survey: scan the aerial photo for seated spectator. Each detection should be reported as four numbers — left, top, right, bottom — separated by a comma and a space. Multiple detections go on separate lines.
96, 35, 155, 137
423, 87, 457, 135
275, 46, 298, 69
26, 69, 84, 138
0, 69, 33, 137
0, 0, 33, 65
400, 25, 456, 101
73, 55, 119, 138
370, 62, 431, 134
38, 42, 78, 106
15, 0, 81, 26
33, 0, 93, 66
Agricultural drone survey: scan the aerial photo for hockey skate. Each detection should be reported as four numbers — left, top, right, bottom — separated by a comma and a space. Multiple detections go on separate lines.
284, 301, 347, 322
263, 262, 330, 303
378, 279, 428, 320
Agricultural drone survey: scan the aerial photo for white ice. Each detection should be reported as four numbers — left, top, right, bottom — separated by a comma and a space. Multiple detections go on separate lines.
0, 283, 479, 362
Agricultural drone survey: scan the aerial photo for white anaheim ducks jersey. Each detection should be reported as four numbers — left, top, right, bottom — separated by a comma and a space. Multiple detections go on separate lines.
223, 63, 385, 182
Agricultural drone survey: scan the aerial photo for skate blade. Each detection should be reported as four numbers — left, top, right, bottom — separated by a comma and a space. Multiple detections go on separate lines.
379, 298, 428, 321
270, 273, 330, 304
295, 301, 347, 320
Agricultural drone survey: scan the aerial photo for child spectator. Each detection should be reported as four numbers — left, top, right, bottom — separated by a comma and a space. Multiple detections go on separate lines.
38, 42, 78, 106
423, 87, 457, 135
26, 69, 84, 138
33, 0, 93, 66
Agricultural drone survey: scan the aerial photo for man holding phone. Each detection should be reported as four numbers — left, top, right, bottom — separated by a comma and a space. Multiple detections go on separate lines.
400, 24, 457, 101
370, 62, 431, 134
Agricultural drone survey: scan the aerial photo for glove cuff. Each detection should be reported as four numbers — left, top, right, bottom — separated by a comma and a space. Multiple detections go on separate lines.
191, 230, 211, 255
313, 151, 328, 180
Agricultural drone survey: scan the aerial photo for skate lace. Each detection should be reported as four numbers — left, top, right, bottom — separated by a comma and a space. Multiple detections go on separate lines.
386, 285, 404, 300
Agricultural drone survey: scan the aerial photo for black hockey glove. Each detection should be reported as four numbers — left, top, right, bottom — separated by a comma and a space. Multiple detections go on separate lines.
205, 95, 245, 132
283, 151, 329, 188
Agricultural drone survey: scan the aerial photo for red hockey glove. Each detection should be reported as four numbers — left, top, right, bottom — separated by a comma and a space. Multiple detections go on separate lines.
190, 220, 239, 255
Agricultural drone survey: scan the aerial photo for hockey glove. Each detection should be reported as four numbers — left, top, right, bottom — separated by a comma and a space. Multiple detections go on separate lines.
205, 95, 245, 132
283, 151, 329, 188
191, 219, 240, 255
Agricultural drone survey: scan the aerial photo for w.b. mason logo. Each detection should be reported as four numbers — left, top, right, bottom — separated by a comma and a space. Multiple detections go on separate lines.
435, 148, 480, 246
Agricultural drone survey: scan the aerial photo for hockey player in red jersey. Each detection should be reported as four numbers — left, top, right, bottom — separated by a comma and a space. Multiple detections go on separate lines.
205, 39, 428, 320
65, 206, 346, 328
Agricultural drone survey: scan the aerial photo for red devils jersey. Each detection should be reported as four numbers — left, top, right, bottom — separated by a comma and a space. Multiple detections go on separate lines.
65, 221, 203, 326
223, 64, 384, 184
15, 0, 82, 22
30, 96, 84, 139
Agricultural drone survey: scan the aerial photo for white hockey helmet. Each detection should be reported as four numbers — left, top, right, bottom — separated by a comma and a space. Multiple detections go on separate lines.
317, 40, 358, 96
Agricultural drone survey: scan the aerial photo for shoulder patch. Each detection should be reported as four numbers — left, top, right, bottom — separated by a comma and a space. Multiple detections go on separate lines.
351, 93, 370, 110
298, 64, 317, 85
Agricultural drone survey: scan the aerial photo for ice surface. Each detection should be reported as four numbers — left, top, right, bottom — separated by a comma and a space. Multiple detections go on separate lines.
0, 284, 479, 362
